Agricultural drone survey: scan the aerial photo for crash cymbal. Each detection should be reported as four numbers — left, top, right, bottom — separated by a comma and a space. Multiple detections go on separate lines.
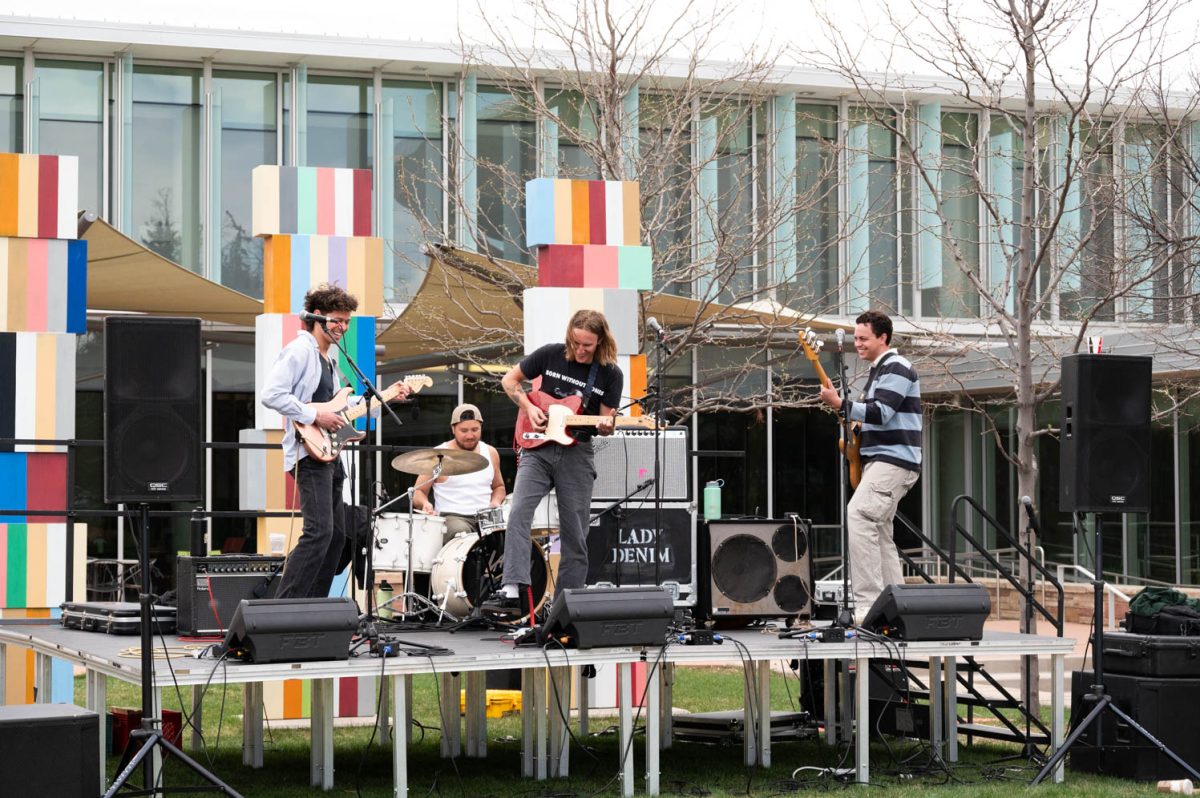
390, 448, 488, 476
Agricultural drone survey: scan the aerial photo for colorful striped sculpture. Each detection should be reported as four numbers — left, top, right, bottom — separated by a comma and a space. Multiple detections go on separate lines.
262, 234, 383, 316
522, 287, 639, 355
536, 244, 652, 290
0, 332, 76, 453
526, 178, 640, 248
252, 165, 372, 238
0, 153, 80, 240
0, 238, 87, 333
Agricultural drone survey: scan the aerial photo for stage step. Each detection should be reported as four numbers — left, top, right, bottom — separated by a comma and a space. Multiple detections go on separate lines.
956, 722, 1050, 745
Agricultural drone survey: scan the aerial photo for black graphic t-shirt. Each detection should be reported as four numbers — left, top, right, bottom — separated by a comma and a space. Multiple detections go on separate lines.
519, 343, 624, 419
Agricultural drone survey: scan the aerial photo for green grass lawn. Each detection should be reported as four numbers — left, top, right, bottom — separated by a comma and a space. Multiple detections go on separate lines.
78, 665, 1164, 797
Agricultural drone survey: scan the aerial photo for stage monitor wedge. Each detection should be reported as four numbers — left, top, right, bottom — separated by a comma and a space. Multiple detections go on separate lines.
221, 597, 359, 663
861, 583, 990, 641
538, 586, 673, 649
104, 316, 204, 504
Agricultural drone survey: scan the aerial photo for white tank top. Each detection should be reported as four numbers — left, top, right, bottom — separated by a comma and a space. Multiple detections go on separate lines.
432, 440, 496, 515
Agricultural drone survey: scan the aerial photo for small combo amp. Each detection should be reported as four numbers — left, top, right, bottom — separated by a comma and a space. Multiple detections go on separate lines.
176, 555, 284, 635
698, 518, 814, 620
587, 502, 696, 605
591, 427, 690, 500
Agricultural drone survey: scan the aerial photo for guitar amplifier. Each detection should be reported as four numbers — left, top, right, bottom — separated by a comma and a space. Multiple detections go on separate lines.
586, 502, 696, 606
176, 555, 284, 635
592, 427, 690, 501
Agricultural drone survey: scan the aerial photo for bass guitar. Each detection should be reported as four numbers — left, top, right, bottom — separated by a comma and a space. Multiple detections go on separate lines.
295, 374, 433, 462
515, 390, 659, 449
799, 328, 862, 489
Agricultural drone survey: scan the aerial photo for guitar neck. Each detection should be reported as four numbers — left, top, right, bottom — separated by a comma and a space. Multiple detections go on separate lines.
342, 384, 403, 423
562, 414, 648, 428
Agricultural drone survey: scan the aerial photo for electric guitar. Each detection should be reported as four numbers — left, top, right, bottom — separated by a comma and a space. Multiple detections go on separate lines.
295, 374, 433, 462
799, 329, 862, 489
515, 390, 660, 449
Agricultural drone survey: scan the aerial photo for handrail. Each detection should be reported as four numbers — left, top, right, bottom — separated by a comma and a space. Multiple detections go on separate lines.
1056, 563, 1131, 630
948, 495, 1065, 637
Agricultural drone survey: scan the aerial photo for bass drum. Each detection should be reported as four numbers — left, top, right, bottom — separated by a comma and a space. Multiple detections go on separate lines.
429, 533, 548, 621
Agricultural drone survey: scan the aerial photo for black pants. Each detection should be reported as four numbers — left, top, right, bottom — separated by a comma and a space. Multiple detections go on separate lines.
277, 457, 346, 599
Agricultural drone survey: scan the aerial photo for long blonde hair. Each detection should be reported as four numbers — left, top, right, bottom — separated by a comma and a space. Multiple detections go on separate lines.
563, 309, 617, 366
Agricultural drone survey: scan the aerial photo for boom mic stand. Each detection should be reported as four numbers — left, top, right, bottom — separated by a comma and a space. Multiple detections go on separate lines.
1031, 513, 1200, 785
647, 319, 671, 597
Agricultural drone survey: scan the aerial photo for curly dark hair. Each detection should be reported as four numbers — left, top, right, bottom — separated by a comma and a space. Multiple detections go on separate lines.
856, 309, 893, 345
302, 283, 358, 330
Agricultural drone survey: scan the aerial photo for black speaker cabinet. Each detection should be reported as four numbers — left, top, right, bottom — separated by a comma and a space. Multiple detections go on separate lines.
0, 704, 99, 798
538, 586, 674, 648
104, 316, 204, 503
698, 518, 813, 620
861, 582, 990, 641
221, 597, 358, 663
591, 427, 690, 500
587, 502, 695, 604
1069, 670, 1200, 781
176, 555, 285, 635
1059, 354, 1152, 513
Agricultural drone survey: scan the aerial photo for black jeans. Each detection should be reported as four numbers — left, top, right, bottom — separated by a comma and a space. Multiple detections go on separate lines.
276, 457, 346, 599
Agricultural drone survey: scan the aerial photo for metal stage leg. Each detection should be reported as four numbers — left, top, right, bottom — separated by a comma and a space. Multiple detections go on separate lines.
839, 660, 853, 745
521, 668, 536, 778
646, 663, 661, 795
945, 657, 958, 762
311, 678, 334, 790
392, 674, 410, 798
35, 652, 51, 702
404, 677, 413, 743
618, 662, 634, 798
823, 660, 837, 745
1051, 653, 1064, 784
376, 676, 391, 745
757, 660, 771, 769
662, 663, 674, 749
439, 672, 461, 758
534, 668, 548, 780
548, 667, 570, 778
0, 640, 6, 705
578, 666, 590, 738
190, 685, 204, 753
855, 655, 870, 785
742, 661, 756, 767
465, 671, 485, 758
929, 657, 943, 758
87, 668, 108, 795
242, 682, 263, 768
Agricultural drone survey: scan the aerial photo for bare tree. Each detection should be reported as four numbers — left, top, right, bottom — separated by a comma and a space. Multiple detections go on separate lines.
807, 0, 1196, 710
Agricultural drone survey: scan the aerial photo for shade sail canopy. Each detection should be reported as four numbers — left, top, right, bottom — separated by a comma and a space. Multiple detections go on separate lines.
82, 217, 263, 326
378, 244, 849, 359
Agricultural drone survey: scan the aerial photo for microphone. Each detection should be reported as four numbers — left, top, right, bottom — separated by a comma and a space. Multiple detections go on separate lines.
298, 310, 330, 325
646, 316, 665, 337
1021, 495, 1033, 507
835, 328, 845, 352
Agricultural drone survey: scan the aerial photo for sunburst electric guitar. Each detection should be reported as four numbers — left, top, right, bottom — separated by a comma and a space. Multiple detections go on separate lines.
799, 329, 863, 489
295, 374, 433, 462
515, 390, 660, 449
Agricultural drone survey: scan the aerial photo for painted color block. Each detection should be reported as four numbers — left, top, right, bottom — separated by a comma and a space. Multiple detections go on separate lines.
588, 180, 607, 244
352, 169, 372, 236
298, 167, 318, 235
604, 180, 625, 246
259, 235, 385, 316
583, 245, 619, 288
334, 168, 354, 236
0, 154, 79, 240
0, 238, 87, 334
251, 165, 279, 240
525, 178, 556, 248
16, 155, 38, 238
571, 180, 590, 244
0, 154, 17, 235
523, 287, 639, 355
537, 245, 584, 287
37, 155, 58, 239
1, 522, 84, 610
238, 428, 297, 509
252, 165, 371, 238
65, 239, 88, 334
624, 354, 648, 417
6, 238, 25, 329
553, 179, 572, 245
0, 453, 28, 523
254, 314, 304, 430
0, 333, 75, 452
617, 245, 653, 290
56, 156, 78, 239
24, 239, 47, 331
339, 316, 377, 433
622, 181, 640, 245
25, 453, 67, 523
317, 167, 336, 235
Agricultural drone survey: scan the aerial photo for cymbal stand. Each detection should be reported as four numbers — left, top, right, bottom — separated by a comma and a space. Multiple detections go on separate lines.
379, 458, 454, 620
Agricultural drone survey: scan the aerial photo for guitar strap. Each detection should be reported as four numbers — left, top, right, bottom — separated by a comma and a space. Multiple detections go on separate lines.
581, 359, 600, 409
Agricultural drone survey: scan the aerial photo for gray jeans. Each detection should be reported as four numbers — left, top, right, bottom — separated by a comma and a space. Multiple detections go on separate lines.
502, 441, 596, 594
848, 460, 919, 616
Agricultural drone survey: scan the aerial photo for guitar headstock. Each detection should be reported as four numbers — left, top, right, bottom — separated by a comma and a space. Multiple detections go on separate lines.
798, 328, 823, 362
403, 374, 434, 394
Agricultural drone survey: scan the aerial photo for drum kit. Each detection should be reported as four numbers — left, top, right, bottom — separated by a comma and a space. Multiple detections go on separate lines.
373, 447, 554, 623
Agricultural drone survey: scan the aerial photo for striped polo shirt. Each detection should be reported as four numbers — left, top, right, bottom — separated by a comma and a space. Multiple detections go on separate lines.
845, 349, 922, 473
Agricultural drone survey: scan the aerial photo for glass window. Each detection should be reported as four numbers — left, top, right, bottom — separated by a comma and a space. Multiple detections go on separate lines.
789, 104, 838, 311
1124, 124, 1171, 322
704, 103, 756, 303
0, 58, 21, 153
384, 80, 443, 302
546, 88, 600, 179
476, 86, 535, 263
214, 70, 277, 299
1067, 121, 1116, 321
307, 75, 372, 169
37, 60, 105, 218
1125, 400, 1175, 582
922, 111, 980, 318
639, 94, 691, 296
132, 66, 202, 270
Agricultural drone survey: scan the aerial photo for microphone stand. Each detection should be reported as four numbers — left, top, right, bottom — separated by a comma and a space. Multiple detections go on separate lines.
328, 322, 406, 621
835, 335, 854, 629
648, 326, 671, 597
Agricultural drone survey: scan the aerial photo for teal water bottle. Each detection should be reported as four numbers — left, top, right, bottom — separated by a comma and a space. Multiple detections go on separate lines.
703, 479, 724, 520
377, 580, 394, 619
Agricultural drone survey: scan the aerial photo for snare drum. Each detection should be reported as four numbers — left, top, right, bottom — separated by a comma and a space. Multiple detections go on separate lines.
373, 513, 446, 573
474, 505, 508, 535
429, 533, 549, 620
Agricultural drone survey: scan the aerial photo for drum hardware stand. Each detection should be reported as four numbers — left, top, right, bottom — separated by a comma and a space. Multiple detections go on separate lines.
1032, 513, 1200, 785
647, 319, 671, 594
372, 469, 446, 621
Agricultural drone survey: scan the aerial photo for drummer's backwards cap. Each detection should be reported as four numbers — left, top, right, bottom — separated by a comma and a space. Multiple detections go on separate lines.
451, 403, 482, 425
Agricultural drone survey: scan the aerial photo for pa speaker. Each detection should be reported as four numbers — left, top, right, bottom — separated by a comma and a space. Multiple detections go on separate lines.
861, 583, 990, 641
0, 705, 99, 798
1059, 354, 1151, 513
699, 518, 813, 620
538, 586, 674, 648
104, 316, 203, 503
591, 427, 690, 500
220, 598, 358, 663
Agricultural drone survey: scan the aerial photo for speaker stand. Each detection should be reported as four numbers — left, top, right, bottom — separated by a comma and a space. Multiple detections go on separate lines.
1031, 514, 1200, 785
104, 504, 242, 798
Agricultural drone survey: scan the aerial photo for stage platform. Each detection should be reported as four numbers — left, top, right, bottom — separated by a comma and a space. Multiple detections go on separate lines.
0, 620, 1074, 796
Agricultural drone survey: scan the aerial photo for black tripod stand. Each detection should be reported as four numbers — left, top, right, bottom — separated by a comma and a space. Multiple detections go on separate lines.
104, 504, 242, 798
1031, 513, 1200, 785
